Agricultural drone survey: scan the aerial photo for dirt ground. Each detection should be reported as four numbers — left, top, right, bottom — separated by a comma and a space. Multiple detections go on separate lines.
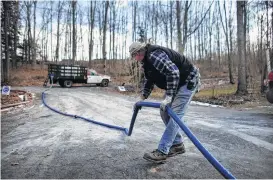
1, 86, 273, 179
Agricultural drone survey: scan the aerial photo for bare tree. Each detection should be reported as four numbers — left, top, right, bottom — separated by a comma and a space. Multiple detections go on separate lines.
132, 1, 137, 42
111, 1, 116, 60
88, 1, 96, 68
12, 1, 19, 69
178, 1, 213, 54
236, 1, 247, 94
265, 1, 271, 73
181, 1, 191, 54
50, 1, 53, 62
3, 1, 10, 82
25, 1, 32, 64
176, 1, 182, 53
102, 1, 109, 74
32, 1, 37, 67
79, 6, 84, 61
218, 1, 234, 84
207, 6, 213, 71
169, 1, 174, 49
259, 15, 267, 93
72, 0, 77, 64
55, 1, 64, 63
216, 5, 221, 70
271, 10, 273, 68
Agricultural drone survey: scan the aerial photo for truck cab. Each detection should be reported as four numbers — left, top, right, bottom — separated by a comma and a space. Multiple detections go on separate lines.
87, 69, 111, 87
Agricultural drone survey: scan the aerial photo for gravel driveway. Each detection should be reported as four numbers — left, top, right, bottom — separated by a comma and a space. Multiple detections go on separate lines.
1, 86, 273, 179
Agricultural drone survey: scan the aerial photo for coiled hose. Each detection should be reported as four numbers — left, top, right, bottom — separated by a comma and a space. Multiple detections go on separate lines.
42, 90, 235, 179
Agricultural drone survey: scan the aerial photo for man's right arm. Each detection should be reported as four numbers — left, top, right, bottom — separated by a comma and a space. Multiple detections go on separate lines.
142, 77, 154, 99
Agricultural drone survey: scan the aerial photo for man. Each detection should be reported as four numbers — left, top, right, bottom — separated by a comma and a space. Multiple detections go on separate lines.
129, 42, 200, 163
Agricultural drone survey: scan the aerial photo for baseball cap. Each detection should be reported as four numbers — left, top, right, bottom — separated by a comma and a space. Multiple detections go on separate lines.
129, 42, 146, 57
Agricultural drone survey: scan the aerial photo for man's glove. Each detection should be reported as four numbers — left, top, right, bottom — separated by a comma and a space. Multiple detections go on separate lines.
134, 95, 146, 110
160, 95, 172, 111
139, 95, 146, 101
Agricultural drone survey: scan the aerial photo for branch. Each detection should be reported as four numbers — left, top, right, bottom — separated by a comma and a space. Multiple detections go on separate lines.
186, 0, 214, 37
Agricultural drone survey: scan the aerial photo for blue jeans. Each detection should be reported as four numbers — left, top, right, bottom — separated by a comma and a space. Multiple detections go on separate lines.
158, 70, 200, 154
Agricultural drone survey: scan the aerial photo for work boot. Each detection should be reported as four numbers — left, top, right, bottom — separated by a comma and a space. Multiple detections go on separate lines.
168, 143, 186, 157
143, 149, 168, 163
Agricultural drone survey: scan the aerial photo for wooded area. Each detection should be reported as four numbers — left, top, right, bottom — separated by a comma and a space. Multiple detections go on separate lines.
1, 0, 272, 95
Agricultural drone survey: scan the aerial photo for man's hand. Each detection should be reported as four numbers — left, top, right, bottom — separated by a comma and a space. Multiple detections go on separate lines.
139, 95, 146, 101
134, 95, 146, 111
160, 95, 172, 111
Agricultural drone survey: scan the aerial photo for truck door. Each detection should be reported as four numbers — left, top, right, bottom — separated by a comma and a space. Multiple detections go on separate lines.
87, 70, 100, 83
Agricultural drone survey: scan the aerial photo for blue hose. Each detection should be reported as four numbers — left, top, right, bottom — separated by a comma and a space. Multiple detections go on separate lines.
42, 92, 127, 132
42, 91, 235, 179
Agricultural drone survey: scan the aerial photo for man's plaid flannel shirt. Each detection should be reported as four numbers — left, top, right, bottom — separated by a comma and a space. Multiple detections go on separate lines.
142, 49, 180, 98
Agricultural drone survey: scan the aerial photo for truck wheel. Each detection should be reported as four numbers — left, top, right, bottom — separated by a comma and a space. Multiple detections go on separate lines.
101, 79, 109, 87
64, 80, 73, 88
266, 90, 273, 103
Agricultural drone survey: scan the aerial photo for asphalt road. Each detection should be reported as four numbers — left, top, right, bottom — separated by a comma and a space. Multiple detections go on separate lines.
1, 86, 273, 179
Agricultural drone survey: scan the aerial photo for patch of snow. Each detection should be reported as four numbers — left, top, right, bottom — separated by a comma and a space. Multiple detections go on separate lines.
24, 105, 35, 111
190, 101, 224, 108
18, 95, 25, 101
257, 105, 273, 108
117, 86, 126, 92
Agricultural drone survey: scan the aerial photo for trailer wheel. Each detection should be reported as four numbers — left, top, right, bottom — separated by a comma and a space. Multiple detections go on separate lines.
64, 80, 73, 88
59, 80, 64, 87
96, 84, 100, 86
101, 79, 109, 87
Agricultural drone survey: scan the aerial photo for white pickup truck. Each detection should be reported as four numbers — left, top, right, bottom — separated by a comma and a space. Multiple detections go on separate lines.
46, 64, 111, 88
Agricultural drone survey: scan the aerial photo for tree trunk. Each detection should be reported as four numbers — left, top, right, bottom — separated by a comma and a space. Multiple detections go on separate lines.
103, 1, 109, 74
169, 1, 173, 49
3, 1, 10, 83
270, 12, 273, 68
32, 1, 37, 67
12, 1, 19, 69
228, 2, 233, 71
216, 12, 221, 71
55, 1, 63, 63
265, 1, 271, 73
164, 8, 169, 47
64, 3, 70, 60
181, 1, 190, 54
271, 11, 273, 68
236, 1, 247, 94
176, 1, 182, 53
208, 9, 213, 71
244, 1, 249, 88
50, 1, 53, 62
219, 1, 234, 84
154, 2, 158, 44
26, 2, 32, 64
259, 15, 267, 93
112, 2, 116, 60
72, 0, 77, 64
132, 1, 137, 42
89, 1, 96, 68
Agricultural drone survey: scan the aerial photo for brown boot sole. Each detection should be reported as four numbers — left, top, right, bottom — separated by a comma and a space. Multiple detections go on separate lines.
143, 156, 167, 164
167, 149, 186, 157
